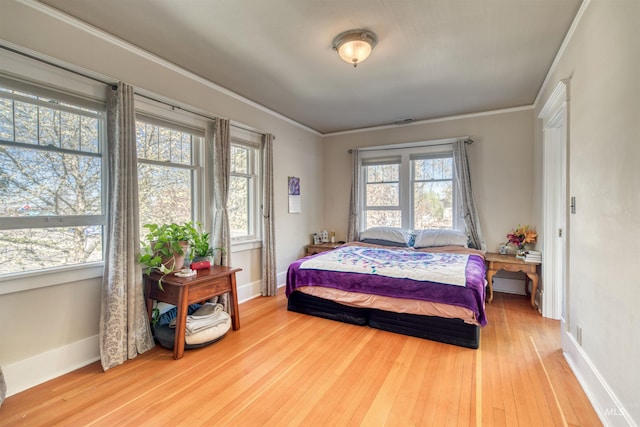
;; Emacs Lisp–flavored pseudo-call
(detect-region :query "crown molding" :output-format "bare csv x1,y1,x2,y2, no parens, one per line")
16,0,321,136
533,0,591,108
324,105,534,137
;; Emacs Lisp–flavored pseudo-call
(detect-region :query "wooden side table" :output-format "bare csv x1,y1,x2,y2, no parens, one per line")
144,265,242,359
305,242,342,256
485,252,541,308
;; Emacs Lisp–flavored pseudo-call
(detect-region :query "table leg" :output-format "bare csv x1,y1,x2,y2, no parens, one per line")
173,287,188,360
229,274,240,330
526,272,539,309
486,268,496,303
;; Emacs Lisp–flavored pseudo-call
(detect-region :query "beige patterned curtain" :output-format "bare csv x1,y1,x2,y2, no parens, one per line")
207,119,232,309
347,149,361,242
453,139,486,251
261,133,277,296
99,83,154,371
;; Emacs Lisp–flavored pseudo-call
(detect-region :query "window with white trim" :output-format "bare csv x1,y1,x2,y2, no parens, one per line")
412,154,454,229
135,115,200,233
363,158,401,229
360,144,458,231
0,80,106,275
229,136,261,242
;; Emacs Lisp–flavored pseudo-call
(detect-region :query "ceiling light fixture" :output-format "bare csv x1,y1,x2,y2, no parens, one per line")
332,29,378,68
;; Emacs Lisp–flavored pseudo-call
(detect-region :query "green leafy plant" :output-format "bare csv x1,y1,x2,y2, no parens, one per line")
184,221,213,258
184,221,228,264
138,223,190,290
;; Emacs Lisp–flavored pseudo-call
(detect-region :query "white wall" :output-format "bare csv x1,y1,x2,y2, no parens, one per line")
0,0,324,396
533,1,639,425
322,108,535,253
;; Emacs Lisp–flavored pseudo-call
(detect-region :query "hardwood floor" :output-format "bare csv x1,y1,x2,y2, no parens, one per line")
0,291,601,426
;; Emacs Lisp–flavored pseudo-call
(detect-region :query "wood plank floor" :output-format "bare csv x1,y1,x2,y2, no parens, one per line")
0,291,601,426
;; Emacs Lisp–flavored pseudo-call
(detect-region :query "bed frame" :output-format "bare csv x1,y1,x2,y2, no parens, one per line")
287,291,480,349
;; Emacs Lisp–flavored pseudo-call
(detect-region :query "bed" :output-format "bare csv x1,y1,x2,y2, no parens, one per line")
286,228,487,349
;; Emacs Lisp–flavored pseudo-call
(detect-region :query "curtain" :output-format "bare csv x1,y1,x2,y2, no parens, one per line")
208,118,232,310
261,133,277,296
347,149,361,242
453,139,486,251
99,83,154,371
0,365,6,407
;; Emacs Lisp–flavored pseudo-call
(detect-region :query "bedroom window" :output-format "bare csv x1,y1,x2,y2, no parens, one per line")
412,155,454,229
229,138,261,242
363,159,401,229
136,117,200,235
0,82,106,275
360,143,458,231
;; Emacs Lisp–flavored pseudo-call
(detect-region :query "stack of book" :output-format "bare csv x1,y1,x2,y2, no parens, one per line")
524,250,542,263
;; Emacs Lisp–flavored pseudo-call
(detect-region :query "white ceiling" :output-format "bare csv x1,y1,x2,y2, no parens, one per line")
39,0,582,134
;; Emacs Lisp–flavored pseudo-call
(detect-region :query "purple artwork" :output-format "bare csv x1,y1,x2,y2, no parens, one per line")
288,176,300,195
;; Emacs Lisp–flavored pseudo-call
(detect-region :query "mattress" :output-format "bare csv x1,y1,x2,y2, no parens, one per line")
287,291,480,349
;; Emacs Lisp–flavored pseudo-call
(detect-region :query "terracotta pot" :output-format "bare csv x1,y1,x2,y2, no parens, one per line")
160,241,189,271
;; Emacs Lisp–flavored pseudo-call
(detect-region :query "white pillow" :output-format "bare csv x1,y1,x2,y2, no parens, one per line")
413,229,468,248
359,227,412,247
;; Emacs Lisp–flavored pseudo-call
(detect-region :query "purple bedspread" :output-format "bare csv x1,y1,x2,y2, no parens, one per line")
286,246,487,326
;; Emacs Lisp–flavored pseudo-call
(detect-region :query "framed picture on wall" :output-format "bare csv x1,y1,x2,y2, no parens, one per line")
288,176,301,213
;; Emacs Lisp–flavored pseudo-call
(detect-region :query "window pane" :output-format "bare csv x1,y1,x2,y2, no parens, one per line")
366,183,399,207
60,111,80,150
14,101,38,144
366,164,398,183
158,127,171,162
0,97,13,140
231,146,248,174
136,121,193,165
414,181,453,229
0,226,103,274
0,146,102,217
365,210,401,229
39,107,60,147
81,116,99,153
229,175,249,237
414,158,453,181
138,163,192,229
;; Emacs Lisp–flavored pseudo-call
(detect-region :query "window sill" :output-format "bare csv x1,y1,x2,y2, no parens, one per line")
231,239,262,253
0,262,104,296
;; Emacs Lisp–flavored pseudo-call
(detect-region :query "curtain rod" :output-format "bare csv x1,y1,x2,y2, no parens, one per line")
2,44,265,138
134,92,265,137
348,138,473,154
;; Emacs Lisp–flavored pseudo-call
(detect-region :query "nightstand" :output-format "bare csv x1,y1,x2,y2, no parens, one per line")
485,252,541,308
305,242,342,256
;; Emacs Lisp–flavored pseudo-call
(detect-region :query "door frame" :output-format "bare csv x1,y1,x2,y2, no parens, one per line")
538,80,569,321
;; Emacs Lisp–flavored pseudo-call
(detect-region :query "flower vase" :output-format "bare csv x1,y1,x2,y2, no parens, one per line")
515,244,529,259
505,243,518,255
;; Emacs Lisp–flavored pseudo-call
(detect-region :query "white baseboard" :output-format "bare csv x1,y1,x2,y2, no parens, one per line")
562,324,636,427
3,334,100,398
236,270,287,303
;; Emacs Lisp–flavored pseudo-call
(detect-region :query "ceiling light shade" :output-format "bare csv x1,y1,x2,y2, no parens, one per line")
332,29,378,67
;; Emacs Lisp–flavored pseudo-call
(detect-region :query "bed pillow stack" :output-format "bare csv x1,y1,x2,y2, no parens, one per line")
359,227,468,248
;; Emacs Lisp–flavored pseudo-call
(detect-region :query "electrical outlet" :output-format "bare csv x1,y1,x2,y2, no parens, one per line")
577,326,583,346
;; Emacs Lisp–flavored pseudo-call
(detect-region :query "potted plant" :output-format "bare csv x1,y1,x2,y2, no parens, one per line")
184,221,227,265
138,222,190,289
184,221,213,263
